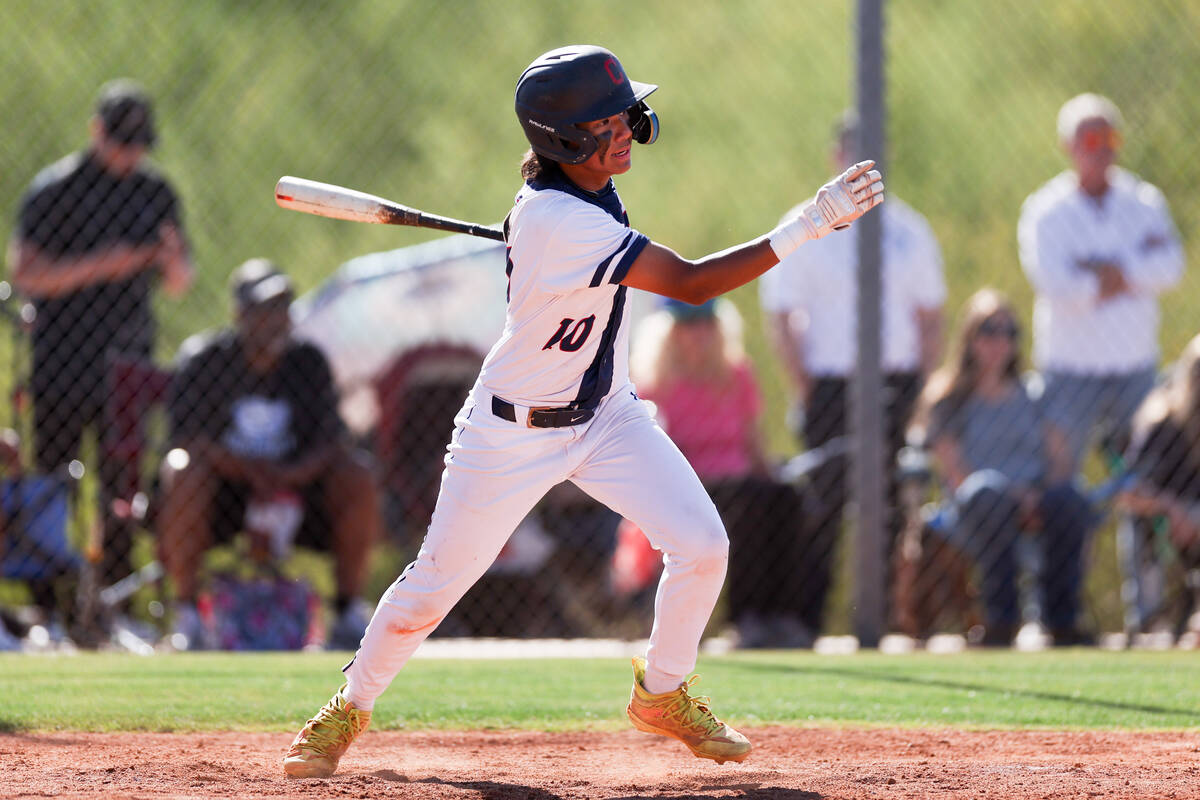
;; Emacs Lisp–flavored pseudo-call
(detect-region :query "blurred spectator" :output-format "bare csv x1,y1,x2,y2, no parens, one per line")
0,426,77,647
158,259,381,650
6,79,194,587
632,298,811,647
1018,93,1183,476
916,289,1093,646
1115,333,1200,641
759,110,946,634
0,425,71,580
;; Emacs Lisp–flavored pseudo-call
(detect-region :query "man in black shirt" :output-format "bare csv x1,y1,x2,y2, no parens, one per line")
158,259,382,650
8,79,194,587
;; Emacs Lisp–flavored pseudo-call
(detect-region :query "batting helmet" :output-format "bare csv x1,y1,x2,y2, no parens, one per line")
515,45,659,165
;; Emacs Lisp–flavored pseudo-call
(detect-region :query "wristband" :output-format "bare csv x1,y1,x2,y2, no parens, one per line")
766,205,820,260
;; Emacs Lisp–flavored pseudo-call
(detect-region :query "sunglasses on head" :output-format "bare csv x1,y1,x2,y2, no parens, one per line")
977,319,1018,339
1078,126,1121,153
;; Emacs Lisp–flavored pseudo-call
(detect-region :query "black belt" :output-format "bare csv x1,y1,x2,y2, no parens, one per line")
491,395,594,428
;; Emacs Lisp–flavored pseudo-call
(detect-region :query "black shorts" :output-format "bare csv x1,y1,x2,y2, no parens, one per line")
211,477,333,552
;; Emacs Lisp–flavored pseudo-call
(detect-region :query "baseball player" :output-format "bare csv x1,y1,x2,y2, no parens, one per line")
284,44,883,777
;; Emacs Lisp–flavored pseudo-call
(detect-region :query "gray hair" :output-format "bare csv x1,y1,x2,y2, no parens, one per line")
1057,93,1124,144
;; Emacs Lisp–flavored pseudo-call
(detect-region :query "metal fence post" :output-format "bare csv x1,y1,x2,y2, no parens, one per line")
853,0,886,647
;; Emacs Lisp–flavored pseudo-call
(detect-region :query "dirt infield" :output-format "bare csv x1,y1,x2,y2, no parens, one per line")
4,727,1197,799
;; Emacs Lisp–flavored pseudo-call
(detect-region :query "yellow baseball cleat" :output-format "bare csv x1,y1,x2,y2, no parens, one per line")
283,684,371,778
626,656,751,764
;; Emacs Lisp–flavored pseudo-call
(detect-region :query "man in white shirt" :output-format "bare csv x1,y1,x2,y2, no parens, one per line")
1018,93,1183,476
1019,93,1184,646
760,112,945,638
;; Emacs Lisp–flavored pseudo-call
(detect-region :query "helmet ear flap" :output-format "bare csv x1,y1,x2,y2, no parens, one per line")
629,101,659,146
558,127,598,165
520,114,598,165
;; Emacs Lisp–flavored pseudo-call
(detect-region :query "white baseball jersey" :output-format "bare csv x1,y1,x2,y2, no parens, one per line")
479,175,649,407
342,174,728,709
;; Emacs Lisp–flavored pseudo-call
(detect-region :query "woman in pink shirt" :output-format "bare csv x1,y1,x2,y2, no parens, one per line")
634,298,812,648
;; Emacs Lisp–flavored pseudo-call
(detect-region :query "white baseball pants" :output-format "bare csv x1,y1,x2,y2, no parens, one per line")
344,383,728,709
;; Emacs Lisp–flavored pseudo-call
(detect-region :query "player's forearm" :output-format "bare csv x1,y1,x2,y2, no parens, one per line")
622,239,778,304
683,240,783,304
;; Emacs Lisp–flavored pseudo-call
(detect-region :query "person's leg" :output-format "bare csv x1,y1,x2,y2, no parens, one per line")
315,445,383,605
756,477,812,646
157,451,225,603
288,391,572,779
1038,482,1093,637
304,445,385,650
157,452,245,650
797,377,848,634
884,372,922,627
1116,514,1163,634
569,391,749,763
1042,371,1101,478
342,400,566,711
955,470,1022,638
1099,368,1158,461
706,478,762,640
570,397,728,692
31,390,83,475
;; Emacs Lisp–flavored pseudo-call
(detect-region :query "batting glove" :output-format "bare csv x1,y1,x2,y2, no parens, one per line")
768,160,885,259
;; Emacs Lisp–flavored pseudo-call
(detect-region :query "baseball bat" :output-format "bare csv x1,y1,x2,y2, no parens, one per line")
274,176,504,242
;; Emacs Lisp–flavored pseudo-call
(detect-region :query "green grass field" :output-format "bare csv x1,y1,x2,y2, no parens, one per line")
2,649,1197,733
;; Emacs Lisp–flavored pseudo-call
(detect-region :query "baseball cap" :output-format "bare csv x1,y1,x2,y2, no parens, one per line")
230,259,295,311
660,297,716,322
95,79,157,147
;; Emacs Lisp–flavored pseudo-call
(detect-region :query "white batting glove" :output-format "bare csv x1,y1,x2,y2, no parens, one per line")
768,160,885,259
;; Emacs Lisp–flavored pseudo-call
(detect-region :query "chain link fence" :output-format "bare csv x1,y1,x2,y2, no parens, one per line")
0,1,1197,652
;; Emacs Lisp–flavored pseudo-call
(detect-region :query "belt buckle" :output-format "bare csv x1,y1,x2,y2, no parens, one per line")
526,406,555,428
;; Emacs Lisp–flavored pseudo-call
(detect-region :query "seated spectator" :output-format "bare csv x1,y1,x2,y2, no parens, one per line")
158,259,382,650
915,288,1093,646
0,426,78,647
632,298,811,648
1115,333,1200,641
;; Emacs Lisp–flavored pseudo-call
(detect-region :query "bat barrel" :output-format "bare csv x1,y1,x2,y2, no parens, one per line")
275,175,504,241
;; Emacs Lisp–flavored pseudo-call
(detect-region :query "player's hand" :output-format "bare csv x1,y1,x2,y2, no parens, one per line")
767,161,884,259
805,160,885,236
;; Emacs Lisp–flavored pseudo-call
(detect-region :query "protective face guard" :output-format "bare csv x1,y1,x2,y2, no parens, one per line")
628,101,659,145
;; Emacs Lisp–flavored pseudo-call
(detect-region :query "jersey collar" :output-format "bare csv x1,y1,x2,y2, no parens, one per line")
528,174,624,224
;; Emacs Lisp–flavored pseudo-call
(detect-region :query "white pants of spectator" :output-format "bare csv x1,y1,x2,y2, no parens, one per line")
343,383,728,709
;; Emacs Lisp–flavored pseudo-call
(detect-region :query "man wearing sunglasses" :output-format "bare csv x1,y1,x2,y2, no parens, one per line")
1018,93,1183,479
1018,94,1184,646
